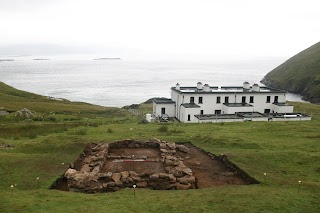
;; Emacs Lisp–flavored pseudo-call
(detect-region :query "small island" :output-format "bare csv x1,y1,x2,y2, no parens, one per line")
93,58,121,60
33,58,50,61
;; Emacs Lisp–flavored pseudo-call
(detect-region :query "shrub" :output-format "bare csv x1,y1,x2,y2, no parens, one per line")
107,128,113,133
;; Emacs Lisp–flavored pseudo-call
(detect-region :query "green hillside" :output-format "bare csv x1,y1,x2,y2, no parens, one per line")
1,82,320,212
261,41,320,103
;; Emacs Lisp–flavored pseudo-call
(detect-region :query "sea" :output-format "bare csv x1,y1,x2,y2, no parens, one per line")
0,55,305,107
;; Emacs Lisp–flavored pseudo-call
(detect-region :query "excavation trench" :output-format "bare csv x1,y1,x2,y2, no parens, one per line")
52,139,259,193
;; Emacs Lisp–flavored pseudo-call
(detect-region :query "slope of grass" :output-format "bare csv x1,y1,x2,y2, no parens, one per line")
261,41,320,103
0,82,320,212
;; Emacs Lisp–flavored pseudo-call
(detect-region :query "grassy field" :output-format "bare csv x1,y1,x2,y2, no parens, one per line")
0,82,319,212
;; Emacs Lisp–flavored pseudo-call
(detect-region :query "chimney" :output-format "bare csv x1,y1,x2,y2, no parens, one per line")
197,82,203,90
252,83,260,92
243,82,250,90
176,83,180,90
203,84,211,92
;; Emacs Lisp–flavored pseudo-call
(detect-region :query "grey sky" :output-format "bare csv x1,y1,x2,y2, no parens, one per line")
0,0,319,59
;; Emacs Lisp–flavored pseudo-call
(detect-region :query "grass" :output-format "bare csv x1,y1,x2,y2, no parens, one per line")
0,81,320,212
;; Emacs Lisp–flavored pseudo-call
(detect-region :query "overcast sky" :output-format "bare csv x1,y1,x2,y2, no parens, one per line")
0,0,319,60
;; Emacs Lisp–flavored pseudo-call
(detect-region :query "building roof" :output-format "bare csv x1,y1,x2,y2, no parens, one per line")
181,103,201,108
171,86,286,94
153,98,175,104
195,114,243,120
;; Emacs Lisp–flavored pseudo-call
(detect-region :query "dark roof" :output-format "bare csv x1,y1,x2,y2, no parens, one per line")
237,112,267,118
171,86,287,94
153,98,175,104
223,103,253,107
195,114,242,120
181,103,201,108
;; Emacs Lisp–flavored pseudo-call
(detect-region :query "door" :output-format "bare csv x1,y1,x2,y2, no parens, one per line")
161,107,166,114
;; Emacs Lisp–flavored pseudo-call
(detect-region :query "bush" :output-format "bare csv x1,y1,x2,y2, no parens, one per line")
107,128,113,133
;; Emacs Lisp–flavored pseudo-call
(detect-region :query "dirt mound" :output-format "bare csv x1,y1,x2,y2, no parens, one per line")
52,139,258,193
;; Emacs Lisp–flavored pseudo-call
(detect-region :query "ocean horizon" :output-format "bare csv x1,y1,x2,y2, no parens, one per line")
0,55,305,107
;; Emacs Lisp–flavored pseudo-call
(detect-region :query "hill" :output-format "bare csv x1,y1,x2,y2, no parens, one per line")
0,82,320,212
261,41,320,103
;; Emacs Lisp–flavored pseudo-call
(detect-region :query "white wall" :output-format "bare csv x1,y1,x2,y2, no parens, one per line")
180,106,200,123
154,103,175,117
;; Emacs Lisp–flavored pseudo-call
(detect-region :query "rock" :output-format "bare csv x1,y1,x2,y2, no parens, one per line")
176,144,189,153
65,168,77,178
160,143,167,149
120,171,130,181
69,163,75,169
129,171,138,177
80,164,91,172
177,175,196,184
132,176,142,182
164,159,179,166
98,172,113,180
92,165,100,173
176,183,191,190
149,173,159,181
136,181,148,188
167,142,176,150
160,148,168,153
112,173,122,185
183,168,193,176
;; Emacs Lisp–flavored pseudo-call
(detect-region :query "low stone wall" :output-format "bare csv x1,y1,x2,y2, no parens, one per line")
63,139,195,193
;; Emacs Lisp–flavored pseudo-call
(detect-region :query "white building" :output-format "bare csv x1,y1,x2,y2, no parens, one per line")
153,82,311,123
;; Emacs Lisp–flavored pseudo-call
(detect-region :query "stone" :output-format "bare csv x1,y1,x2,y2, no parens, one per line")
121,171,129,180
176,183,191,190
132,176,142,182
183,168,193,176
160,143,167,149
98,172,113,179
149,173,159,181
65,168,77,178
166,142,176,150
177,175,196,184
176,144,189,153
112,173,122,184
92,165,100,173
129,171,138,177
136,181,148,188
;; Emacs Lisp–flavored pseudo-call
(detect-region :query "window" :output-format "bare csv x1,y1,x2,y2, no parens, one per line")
266,96,271,103
264,109,270,113
200,110,204,115
161,107,165,114
250,96,254,103
215,110,221,114
188,114,191,121
198,97,203,104
242,96,246,103
224,96,229,103
216,96,221,103
274,96,278,103
190,97,194,103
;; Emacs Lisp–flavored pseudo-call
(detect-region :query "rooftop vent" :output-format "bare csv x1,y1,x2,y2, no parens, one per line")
176,83,180,90
252,83,260,92
243,82,250,90
203,84,211,92
197,82,203,90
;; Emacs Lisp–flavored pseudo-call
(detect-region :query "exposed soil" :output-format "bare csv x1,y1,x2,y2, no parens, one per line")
178,144,246,188
101,147,166,174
